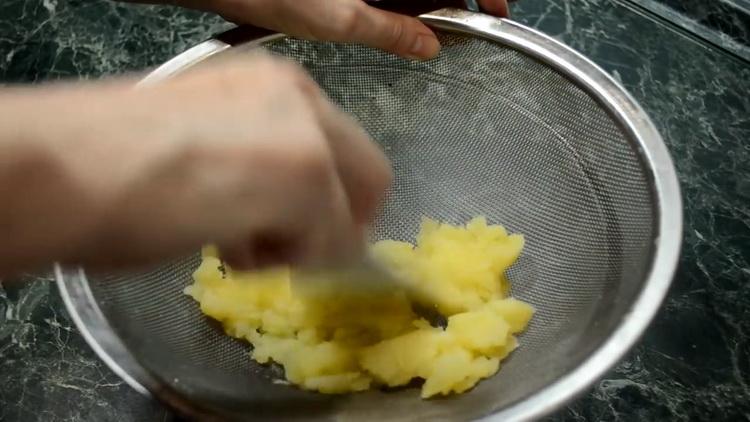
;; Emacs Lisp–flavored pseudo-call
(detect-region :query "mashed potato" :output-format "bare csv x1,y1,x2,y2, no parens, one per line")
185,217,533,398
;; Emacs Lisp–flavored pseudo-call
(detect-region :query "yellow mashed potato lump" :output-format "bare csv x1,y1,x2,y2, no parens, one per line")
185,217,533,398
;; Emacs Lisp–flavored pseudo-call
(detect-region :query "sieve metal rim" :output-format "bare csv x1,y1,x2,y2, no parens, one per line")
55,8,683,422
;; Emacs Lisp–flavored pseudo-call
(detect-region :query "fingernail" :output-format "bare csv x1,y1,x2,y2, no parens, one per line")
410,34,440,59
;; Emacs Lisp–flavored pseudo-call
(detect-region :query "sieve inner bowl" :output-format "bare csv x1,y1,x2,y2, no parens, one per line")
57,14,681,422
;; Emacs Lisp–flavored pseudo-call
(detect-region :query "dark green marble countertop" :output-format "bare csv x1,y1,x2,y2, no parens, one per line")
1,0,749,420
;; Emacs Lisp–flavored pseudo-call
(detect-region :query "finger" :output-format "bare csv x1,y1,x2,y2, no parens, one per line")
302,89,393,226
243,0,441,59
219,179,356,270
251,232,300,268
348,2,441,59
288,0,439,59
321,174,365,264
297,170,364,267
478,0,510,17
219,242,255,271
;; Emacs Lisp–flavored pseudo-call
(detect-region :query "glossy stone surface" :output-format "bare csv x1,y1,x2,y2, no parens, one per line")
1,0,748,421
627,0,750,62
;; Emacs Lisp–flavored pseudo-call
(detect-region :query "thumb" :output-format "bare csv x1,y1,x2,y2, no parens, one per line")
345,2,441,59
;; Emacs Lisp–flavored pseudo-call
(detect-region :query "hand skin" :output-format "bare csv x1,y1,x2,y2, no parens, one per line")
0,54,392,276
0,0,511,277
127,0,510,59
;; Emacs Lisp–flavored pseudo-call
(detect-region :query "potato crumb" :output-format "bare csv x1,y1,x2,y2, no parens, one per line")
186,217,533,398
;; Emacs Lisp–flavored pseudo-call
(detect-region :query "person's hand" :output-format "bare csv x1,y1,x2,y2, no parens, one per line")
0,54,392,274
175,0,510,59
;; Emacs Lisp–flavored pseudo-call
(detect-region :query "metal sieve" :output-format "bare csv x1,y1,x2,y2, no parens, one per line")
56,7,683,422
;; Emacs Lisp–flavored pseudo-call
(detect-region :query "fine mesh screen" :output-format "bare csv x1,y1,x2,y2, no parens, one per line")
87,33,656,420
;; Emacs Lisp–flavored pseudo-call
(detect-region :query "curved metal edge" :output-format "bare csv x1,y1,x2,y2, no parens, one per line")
138,39,231,87
137,31,285,87
54,265,222,420
56,8,684,422
55,265,151,396
418,9,683,422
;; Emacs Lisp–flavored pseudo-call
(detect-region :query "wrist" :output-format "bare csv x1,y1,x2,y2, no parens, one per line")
0,86,101,271
0,82,166,272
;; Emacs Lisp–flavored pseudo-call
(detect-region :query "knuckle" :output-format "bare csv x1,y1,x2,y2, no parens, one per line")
373,158,394,194
353,133,393,195
269,57,302,75
284,135,335,185
197,60,260,94
224,54,292,81
364,153,394,208
222,56,318,100
246,54,278,70
332,3,362,39
247,55,292,79
386,19,409,51
278,65,321,100
263,58,314,89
